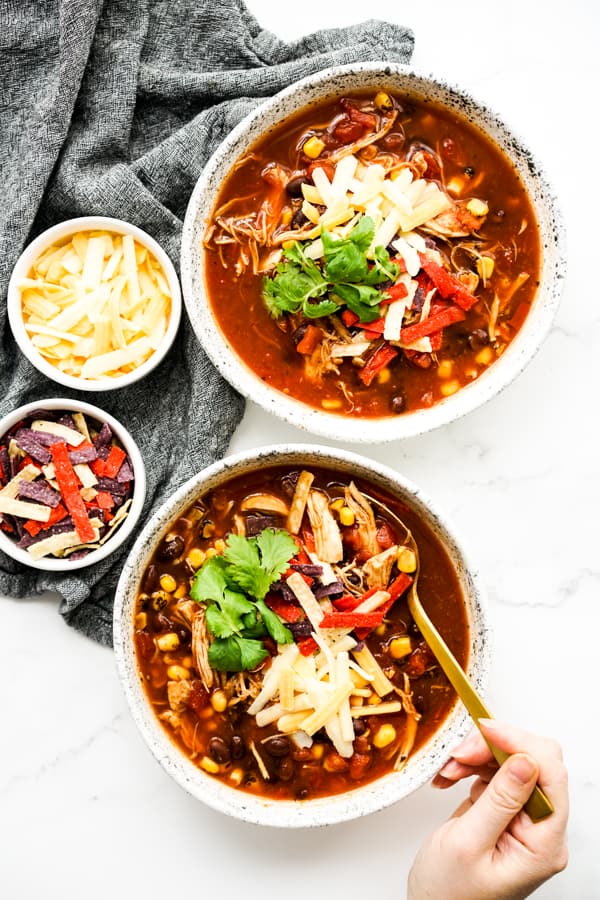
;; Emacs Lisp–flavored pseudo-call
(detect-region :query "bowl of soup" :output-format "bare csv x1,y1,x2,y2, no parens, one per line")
181,62,564,442
114,445,489,826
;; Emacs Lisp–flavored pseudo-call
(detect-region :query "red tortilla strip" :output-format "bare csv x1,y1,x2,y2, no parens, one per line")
400,305,465,345
103,445,126,479
95,491,115,510
50,442,96,542
24,502,68,537
320,611,384,629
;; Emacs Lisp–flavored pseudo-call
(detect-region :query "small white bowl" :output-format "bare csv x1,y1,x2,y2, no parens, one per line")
0,398,146,571
181,62,565,443
114,444,489,828
7,216,182,392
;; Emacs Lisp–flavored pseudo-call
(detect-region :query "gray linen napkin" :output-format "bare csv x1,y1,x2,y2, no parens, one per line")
0,0,414,645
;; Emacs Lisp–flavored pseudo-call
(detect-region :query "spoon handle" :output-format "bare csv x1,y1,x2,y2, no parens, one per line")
409,595,554,822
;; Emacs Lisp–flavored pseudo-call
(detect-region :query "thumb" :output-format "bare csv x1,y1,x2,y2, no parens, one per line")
454,753,539,850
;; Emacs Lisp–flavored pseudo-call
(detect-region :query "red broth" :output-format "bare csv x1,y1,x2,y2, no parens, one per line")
204,91,539,417
134,465,469,801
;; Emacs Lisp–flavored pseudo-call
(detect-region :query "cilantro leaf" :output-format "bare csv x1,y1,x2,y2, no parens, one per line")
189,556,228,604
235,636,270,670
322,230,368,283
256,529,298,581
255,598,293,645
207,635,267,672
348,214,375,252
302,296,340,318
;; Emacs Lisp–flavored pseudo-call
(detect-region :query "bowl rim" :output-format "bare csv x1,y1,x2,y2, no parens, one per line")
0,397,146,571
7,215,182,392
113,442,490,827
181,60,566,443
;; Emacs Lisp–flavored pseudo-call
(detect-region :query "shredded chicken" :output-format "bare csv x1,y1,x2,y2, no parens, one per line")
167,679,193,713
328,110,398,163
423,199,487,238
192,609,214,691
306,490,343,563
159,709,182,729
223,671,263,705
344,482,379,560
172,599,196,628
363,544,399,590
287,470,314,534
303,337,340,383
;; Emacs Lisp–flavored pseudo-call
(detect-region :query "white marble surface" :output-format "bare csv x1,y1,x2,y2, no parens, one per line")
1,2,598,897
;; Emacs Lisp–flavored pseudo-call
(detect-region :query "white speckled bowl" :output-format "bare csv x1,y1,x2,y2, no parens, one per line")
114,445,490,827
181,62,565,443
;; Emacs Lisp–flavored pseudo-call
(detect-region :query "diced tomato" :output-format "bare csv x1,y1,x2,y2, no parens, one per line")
509,300,531,333
376,522,397,549
296,324,323,356
188,680,210,714
333,117,364,143
308,160,334,181
404,349,432,369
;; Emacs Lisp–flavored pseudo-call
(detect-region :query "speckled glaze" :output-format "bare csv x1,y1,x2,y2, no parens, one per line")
180,62,565,443
114,445,490,828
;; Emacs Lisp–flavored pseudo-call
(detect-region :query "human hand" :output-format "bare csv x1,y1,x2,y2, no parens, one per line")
407,720,569,900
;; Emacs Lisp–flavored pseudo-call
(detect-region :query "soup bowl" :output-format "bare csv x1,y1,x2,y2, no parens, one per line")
114,444,490,827
181,62,564,443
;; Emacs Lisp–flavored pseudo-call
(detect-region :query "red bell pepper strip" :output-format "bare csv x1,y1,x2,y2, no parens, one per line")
24,502,68,537
418,254,478,310
50,442,96,542
341,309,359,328
265,594,303,623
297,636,319,656
359,342,398,387
103,445,126,479
296,324,323,356
400,305,465,345
320,611,384,630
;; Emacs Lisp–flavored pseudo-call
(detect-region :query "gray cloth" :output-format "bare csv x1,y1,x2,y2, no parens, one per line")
0,0,414,645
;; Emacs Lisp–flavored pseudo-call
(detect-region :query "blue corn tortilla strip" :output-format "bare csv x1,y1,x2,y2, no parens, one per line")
14,428,52,464
16,517,75,549
116,457,133,482
290,563,323,576
27,428,65,447
0,445,9,483
68,549,91,560
93,423,112,449
270,579,298,604
313,579,344,599
95,476,129,495
69,444,98,464
18,479,60,507
58,413,77,430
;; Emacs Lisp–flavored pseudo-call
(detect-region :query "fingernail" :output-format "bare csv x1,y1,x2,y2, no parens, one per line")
439,759,463,778
453,730,480,757
478,717,497,730
508,755,536,784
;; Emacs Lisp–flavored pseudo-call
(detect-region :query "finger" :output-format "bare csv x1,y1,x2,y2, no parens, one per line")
478,720,569,830
469,777,487,805
451,727,494,767
438,758,497,783
452,753,539,851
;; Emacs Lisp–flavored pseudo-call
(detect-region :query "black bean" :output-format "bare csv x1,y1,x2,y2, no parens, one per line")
175,625,191,645
264,736,290,758
286,175,309,197
142,564,159,593
296,787,310,800
277,758,295,781
391,395,406,414
467,329,489,351
208,737,231,765
246,514,281,536
291,208,308,229
464,166,475,177
157,534,185,561
291,323,308,346
230,735,245,760
353,718,367,737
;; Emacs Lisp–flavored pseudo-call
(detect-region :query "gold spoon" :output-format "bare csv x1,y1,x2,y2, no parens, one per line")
363,492,553,822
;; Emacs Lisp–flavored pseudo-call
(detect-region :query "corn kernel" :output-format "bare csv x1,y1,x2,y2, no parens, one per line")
157,632,180,652
181,655,194,668
475,346,494,366
312,744,325,760
339,507,355,527
167,665,190,681
200,756,220,774
174,584,188,599
374,91,393,111
389,636,412,660
159,574,177,593
321,398,342,410
330,497,345,511
397,546,417,573
441,379,460,397
280,208,293,226
368,694,382,706
437,360,453,379
466,198,489,217
476,255,495,280
390,168,405,181
211,689,228,713
202,522,215,539
373,723,397,748
205,547,217,559
377,368,391,385
214,538,226,554
282,239,296,249
374,623,387,637
229,768,244,786
349,669,368,688
187,548,205,569
303,136,325,159
350,695,364,708
134,612,147,629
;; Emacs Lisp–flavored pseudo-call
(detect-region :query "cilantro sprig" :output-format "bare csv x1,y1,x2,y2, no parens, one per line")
262,216,400,324
190,529,297,672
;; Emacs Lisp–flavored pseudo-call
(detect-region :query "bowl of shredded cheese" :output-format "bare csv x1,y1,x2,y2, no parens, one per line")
7,217,181,390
